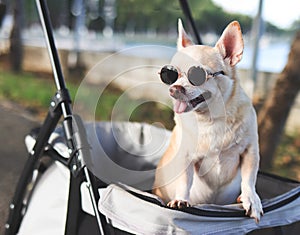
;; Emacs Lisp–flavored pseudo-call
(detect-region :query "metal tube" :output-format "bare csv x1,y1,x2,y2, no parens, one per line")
35,0,65,91
84,166,105,235
179,0,202,45
35,0,73,120
251,0,264,93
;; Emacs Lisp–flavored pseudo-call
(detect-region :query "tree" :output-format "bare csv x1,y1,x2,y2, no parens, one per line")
10,0,23,72
258,31,300,170
0,2,6,27
113,0,253,34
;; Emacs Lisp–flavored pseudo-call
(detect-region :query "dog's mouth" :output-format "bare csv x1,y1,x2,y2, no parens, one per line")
173,91,211,114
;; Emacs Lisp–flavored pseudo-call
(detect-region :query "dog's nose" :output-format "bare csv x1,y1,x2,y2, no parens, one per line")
169,85,186,96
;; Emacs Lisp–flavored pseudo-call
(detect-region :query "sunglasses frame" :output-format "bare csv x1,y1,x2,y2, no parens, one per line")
159,65,224,86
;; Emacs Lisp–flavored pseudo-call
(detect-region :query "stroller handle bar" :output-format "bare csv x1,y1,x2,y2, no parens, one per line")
36,0,66,92
35,0,72,119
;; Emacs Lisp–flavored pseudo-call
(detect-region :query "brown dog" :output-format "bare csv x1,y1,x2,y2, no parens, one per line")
153,20,263,222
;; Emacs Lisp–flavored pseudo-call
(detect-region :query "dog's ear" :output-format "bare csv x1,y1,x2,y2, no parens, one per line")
177,19,194,50
215,21,244,66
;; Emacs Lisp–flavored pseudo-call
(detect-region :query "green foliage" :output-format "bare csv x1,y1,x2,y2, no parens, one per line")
115,0,180,32
0,70,55,108
114,0,253,34
291,19,300,30
20,0,287,35
23,0,73,28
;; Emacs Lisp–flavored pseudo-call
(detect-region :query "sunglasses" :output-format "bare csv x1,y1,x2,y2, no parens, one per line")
159,65,224,86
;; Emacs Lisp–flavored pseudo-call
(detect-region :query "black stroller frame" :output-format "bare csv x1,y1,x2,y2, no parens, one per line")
5,0,104,234
5,0,300,235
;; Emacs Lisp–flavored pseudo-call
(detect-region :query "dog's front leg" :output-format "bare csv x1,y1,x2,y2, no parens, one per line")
239,143,263,222
167,162,194,209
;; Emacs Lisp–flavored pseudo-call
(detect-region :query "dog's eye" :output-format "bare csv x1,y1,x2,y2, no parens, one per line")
187,66,206,86
160,65,178,85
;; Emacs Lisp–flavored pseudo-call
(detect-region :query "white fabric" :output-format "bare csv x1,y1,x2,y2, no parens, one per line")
98,183,300,235
80,182,95,216
18,163,69,235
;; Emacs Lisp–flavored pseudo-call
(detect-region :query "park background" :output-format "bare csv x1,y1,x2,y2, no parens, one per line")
0,0,300,232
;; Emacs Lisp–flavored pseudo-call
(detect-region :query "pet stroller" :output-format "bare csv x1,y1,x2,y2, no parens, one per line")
5,0,300,234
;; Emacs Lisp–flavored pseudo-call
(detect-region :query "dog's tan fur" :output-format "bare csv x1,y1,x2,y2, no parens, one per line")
153,20,263,222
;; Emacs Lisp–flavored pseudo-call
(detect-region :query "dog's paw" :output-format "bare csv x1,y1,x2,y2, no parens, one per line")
167,199,190,209
237,191,263,223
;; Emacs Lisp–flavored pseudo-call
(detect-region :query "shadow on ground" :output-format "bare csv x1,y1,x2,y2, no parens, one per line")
0,101,39,234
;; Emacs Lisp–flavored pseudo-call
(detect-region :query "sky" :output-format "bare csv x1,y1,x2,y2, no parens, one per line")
212,0,300,29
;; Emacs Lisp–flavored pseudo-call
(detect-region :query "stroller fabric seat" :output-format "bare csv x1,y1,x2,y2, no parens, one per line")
20,122,300,235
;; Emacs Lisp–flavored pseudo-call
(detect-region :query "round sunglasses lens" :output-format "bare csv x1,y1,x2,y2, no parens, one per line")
187,66,206,86
160,65,178,85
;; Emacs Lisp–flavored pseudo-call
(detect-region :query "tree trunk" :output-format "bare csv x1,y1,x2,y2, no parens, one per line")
9,0,23,72
258,31,300,170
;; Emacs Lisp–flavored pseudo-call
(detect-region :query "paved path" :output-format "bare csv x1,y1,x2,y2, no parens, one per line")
0,101,39,233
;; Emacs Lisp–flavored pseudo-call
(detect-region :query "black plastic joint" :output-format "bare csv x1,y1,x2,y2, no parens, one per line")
49,88,71,112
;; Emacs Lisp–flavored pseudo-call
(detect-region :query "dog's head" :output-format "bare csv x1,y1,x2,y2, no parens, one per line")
159,19,244,114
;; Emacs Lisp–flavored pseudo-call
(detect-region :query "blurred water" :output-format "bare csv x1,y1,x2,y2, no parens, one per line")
239,41,290,73
18,27,292,74
122,41,291,73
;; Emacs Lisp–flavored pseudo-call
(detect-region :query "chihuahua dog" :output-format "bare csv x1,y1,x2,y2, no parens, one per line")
153,20,263,222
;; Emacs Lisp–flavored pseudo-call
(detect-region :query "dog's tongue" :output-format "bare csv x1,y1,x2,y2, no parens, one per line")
174,100,187,114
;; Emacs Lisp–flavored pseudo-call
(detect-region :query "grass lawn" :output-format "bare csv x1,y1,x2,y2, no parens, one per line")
0,70,56,112
0,68,175,128
0,68,299,180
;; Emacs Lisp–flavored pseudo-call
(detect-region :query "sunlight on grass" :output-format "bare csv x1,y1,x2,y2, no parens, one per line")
0,70,55,108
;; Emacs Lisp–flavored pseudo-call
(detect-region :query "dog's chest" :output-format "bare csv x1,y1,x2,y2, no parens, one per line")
182,119,246,183
182,119,246,159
